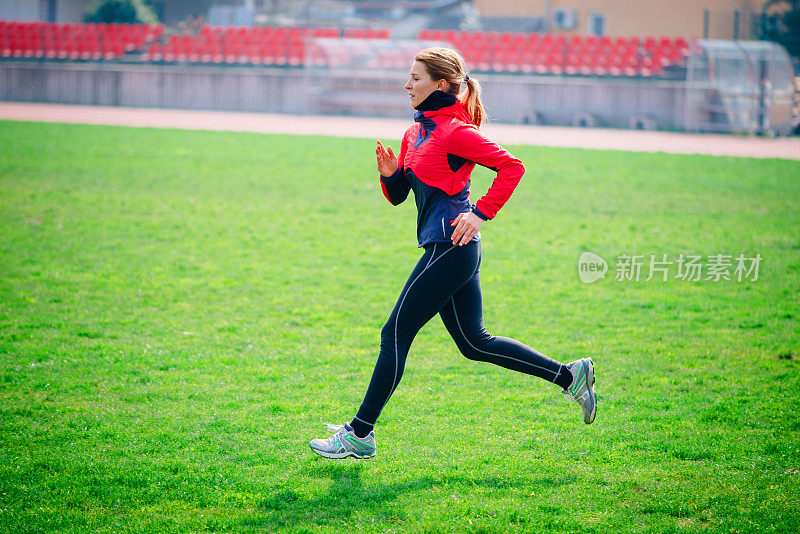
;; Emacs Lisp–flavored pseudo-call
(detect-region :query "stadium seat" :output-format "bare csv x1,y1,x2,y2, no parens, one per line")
343,28,391,39
591,55,608,76
288,42,304,65
312,27,336,38
141,42,160,61
640,62,665,77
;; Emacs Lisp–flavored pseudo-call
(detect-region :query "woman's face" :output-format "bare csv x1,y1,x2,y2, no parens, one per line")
405,60,447,108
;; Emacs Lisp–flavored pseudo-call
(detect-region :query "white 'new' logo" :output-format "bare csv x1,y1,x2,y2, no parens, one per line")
578,252,608,283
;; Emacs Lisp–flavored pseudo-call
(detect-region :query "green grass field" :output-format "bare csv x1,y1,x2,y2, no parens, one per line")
1,120,798,533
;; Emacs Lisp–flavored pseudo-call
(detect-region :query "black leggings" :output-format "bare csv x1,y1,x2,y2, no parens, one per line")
353,241,567,429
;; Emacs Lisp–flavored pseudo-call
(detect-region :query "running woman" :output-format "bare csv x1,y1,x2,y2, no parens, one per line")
310,47,596,460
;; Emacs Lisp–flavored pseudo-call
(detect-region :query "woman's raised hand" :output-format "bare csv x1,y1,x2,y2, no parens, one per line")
376,140,398,178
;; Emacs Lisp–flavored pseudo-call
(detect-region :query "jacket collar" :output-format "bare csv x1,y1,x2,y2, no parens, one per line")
414,90,456,113
413,90,471,124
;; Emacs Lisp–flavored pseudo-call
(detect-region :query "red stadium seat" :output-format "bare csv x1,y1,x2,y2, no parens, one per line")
563,53,579,74
577,54,595,75
640,61,665,77
592,55,609,76
141,42,160,61
288,42,304,65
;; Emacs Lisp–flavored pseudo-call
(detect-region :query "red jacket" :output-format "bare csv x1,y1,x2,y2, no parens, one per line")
380,90,525,247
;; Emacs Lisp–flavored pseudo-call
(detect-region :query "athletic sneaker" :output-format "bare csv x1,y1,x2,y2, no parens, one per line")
562,358,597,424
309,423,376,459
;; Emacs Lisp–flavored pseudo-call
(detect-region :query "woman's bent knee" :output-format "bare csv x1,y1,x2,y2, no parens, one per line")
454,331,494,362
457,342,488,362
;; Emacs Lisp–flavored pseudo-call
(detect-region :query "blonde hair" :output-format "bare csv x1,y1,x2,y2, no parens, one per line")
414,47,487,129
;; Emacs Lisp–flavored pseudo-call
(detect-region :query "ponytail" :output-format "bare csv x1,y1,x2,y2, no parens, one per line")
459,76,487,129
415,47,488,129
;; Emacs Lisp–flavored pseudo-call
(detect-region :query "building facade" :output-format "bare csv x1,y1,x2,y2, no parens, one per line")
472,0,769,39
0,0,87,22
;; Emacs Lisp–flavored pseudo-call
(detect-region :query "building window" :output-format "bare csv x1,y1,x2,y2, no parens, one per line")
588,12,605,35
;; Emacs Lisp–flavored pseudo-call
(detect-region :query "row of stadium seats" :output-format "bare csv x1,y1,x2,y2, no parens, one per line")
0,19,688,76
0,20,164,60
196,24,389,42
0,20,389,63
143,26,332,65
141,25,389,65
420,29,688,52
418,29,690,76
143,27,688,75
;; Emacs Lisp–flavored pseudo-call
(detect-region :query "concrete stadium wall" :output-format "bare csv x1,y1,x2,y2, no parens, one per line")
0,61,686,129
480,74,686,130
0,62,309,113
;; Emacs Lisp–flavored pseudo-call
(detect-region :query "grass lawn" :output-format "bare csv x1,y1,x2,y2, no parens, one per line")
0,120,798,533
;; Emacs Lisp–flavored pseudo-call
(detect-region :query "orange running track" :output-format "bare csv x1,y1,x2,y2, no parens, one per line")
1,102,798,161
